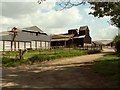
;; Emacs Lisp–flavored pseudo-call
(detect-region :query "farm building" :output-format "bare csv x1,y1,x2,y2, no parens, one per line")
0,26,50,51
51,26,91,48
92,40,114,47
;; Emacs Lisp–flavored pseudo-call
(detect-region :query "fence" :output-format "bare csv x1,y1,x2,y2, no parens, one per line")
51,45,102,50
79,45,102,50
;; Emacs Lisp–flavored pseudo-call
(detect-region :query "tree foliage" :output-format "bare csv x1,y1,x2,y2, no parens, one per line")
114,35,120,54
89,2,120,28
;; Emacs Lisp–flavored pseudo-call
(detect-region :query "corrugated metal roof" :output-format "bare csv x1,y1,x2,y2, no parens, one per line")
51,38,70,41
0,26,50,41
22,26,44,33
79,26,88,31
73,35,85,39
0,31,11,36
93,40,113,45
52,34,74,39
0,30,50,41
0,34,12,41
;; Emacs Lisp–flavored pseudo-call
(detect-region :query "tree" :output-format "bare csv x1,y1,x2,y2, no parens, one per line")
89,2,120,29
114,35,120,54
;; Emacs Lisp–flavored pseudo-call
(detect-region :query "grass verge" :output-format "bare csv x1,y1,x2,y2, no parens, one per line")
92,55,120,81
1,49,101,67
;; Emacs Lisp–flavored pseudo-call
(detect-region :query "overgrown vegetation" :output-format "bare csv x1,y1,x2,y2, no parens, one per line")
1,49,101,67
92,55,120,81
114,35,120,54
87,50,101,54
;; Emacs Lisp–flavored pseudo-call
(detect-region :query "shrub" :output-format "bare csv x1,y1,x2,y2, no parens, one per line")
87,50,101,54
28,50,89,63
1,57,24,67
114,35,120,54
2,57,15,64
28,54,57,63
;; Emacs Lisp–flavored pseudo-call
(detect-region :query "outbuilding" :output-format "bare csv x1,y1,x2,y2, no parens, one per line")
0,26,50,51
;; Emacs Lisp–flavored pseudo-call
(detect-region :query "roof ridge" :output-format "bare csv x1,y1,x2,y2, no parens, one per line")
22,26,44,33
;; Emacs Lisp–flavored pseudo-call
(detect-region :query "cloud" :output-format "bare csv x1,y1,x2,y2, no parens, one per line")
84,8,94,14
92,26,118,40
2,2,39,18
29,6,83,33
1,1,117,41
34,7,82,28
84,7,110,19
1,2,83,33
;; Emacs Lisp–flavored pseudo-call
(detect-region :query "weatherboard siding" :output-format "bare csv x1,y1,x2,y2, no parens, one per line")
0,41,3,51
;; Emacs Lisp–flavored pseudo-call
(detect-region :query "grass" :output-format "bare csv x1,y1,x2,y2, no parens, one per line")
92,55,120,81
1,49,101,67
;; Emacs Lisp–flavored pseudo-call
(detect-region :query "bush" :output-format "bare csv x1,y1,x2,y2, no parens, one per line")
2,49,102,66
28,50,88,63
1,57,24,67
87,50,101,54
2,57,15,64
114,35,120,54
28,54,57,63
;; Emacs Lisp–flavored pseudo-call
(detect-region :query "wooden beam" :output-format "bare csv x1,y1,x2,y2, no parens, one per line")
11,41,12,51
48,42,49,49
24,42,26,50
49,41,51,49
64,41,66,48
40,41,42,48
45,41,46,49
30,42,32,49
14,41,16,51
35,41,37,49
3,41,5,51
18,41,20,50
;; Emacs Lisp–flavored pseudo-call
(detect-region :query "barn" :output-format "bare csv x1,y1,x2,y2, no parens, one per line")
51,26,92,48
92,40,113,47
0,26,50,51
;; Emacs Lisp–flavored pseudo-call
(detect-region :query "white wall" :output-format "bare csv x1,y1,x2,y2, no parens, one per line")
5,41,11,51
37,41,40,49
0,41,3,51
42,42,45,49
19,42,24,50
16,42,18,51
26,42,30,49
31,41,36,49
0,41,50,51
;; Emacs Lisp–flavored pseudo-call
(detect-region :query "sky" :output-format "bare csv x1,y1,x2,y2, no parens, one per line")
0,0,119,41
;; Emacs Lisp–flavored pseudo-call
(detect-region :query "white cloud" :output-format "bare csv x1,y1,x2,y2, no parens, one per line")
99,16,110,20
92,25,118,40
1,4,83,33
84,8,110,20
1,1,117,41
29,7,83,33
84,8,94,14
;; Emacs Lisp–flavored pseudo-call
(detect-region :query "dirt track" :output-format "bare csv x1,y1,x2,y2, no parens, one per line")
1,48,118,89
